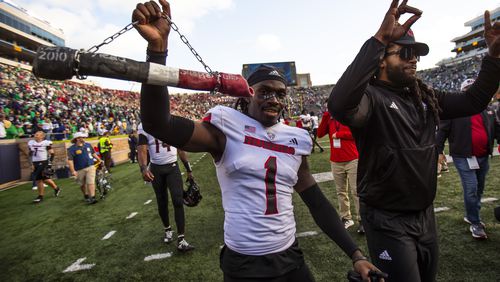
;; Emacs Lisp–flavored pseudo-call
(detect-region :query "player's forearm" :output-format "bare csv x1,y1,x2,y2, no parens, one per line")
137,145,148,172
140,50,194,148
299,183,359,258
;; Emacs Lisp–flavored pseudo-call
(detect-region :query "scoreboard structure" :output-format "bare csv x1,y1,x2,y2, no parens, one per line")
242,61,297,86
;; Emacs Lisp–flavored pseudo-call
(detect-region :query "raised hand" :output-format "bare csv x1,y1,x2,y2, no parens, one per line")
374,0,422,45
132,0,171,52
484,10,500,58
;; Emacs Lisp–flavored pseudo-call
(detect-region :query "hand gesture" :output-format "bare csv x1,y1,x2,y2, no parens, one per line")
374,0,422,45
353,260,386,282
484,10,500,58
142,169,155,182
132,0,171,52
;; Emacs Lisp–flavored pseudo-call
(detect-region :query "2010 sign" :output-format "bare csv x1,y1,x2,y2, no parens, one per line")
38,48,69,62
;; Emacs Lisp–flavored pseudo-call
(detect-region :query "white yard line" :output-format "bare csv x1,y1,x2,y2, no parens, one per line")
144,253,172,261
434,207,450,213
296,231,319,238
126,212,138,219
144,199,152,205
62,257,95,273
102,231,116,240
481,197,498,203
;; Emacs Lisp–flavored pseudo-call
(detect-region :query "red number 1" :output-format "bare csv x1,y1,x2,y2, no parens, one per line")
264,156,278,215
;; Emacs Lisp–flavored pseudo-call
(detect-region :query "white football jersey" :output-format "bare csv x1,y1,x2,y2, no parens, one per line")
137,123,177,165
28,139,52,162
205,106,312,256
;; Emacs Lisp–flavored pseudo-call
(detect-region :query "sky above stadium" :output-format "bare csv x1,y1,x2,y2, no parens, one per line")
12,0,500,93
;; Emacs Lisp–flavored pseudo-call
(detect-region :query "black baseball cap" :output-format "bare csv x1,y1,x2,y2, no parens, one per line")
392,29,429,56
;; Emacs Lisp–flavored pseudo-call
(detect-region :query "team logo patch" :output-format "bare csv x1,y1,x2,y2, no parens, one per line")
244,125,256,133
266,132,275,140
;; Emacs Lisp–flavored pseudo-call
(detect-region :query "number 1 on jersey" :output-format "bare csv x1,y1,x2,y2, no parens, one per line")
264,156,278,215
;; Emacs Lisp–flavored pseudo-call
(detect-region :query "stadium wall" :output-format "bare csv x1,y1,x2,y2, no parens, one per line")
0,137,131,188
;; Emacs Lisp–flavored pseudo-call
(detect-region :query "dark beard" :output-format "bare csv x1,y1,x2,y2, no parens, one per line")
386,64,415,87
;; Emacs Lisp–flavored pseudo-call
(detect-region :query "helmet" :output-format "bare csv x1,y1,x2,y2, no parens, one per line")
183,178,202,207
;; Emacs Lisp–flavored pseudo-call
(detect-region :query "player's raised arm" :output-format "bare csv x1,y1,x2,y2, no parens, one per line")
328,0,421,127
134,0,225,159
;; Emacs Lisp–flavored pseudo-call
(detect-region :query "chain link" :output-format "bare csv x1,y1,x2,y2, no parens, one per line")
82,14,221,93
84,14,218,77
86,21,137,54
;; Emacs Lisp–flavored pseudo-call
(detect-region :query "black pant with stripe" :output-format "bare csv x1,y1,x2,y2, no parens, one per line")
360,202,439,282
150,162,185,234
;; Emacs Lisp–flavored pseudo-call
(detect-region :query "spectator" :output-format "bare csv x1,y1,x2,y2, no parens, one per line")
317,108,361,233
99,130,113,172
67,132,101,204
436,79,500,240
0,113,7,139
128,130,138,163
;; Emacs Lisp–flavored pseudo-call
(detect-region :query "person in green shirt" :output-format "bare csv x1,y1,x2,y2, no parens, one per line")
13,122,25,138
5,121,19,139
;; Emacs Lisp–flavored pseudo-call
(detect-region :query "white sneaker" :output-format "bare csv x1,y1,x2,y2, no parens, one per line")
164,230,174,243
342,219,355,229
32,186,38,190
177,238,195,252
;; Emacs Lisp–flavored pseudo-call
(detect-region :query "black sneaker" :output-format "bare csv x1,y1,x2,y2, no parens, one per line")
33,195,43,204
177,238,195,252
470,224,487,240
54,188,62,197
88,197,98,205
357,224,365,235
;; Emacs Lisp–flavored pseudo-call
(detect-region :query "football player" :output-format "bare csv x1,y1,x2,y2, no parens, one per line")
132,1,381,280
28,131,61,203
137,123,195,252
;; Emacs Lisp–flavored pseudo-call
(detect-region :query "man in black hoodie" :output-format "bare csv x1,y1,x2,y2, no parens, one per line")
328,0,500,281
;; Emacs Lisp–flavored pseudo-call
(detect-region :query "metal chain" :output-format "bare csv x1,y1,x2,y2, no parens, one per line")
162,14,215,75
87,21,137,54
84,14,218,77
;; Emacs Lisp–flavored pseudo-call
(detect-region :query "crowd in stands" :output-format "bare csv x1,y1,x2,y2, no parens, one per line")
0,54,489,140
417,54,484,92
0,63,140,140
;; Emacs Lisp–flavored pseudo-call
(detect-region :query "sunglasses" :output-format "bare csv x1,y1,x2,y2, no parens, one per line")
385,46,420,62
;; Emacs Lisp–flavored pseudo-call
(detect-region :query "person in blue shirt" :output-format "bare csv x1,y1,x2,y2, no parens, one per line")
67,132,101,204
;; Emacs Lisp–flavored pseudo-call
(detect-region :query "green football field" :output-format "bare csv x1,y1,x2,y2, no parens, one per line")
1,139,499,281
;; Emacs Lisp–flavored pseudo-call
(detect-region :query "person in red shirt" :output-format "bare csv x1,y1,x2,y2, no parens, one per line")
318,109,363,233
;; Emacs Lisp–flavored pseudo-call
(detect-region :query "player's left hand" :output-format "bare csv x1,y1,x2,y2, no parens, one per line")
484,10,500,58
186,172,193,180
132,0,171,52
354,260,386,282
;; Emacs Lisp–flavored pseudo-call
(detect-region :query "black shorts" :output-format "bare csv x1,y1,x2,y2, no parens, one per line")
220,239,314,281
33,161,50,181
